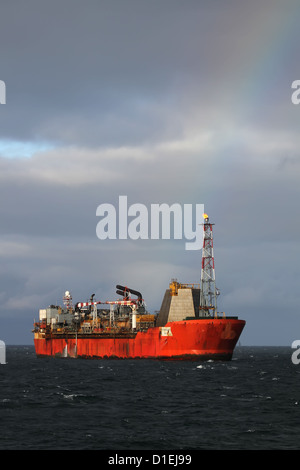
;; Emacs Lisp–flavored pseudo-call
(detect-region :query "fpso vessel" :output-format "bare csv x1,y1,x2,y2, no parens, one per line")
33,215,245,360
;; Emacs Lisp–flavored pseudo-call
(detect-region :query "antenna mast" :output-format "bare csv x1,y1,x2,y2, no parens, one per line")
199,214,219,316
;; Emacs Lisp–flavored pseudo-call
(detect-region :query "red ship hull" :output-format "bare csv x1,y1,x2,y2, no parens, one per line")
34,318,245,360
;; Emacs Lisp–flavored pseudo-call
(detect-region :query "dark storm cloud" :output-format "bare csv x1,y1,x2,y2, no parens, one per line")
0,0,204,145
0,0,296,146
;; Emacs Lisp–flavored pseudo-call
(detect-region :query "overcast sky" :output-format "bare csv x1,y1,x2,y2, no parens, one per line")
0,0,299,345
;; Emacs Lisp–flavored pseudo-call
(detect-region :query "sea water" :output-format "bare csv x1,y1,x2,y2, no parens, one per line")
0,346,299,450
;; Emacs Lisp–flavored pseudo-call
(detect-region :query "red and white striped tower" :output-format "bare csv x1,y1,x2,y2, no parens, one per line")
63,290,73,310
199,214,219,317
